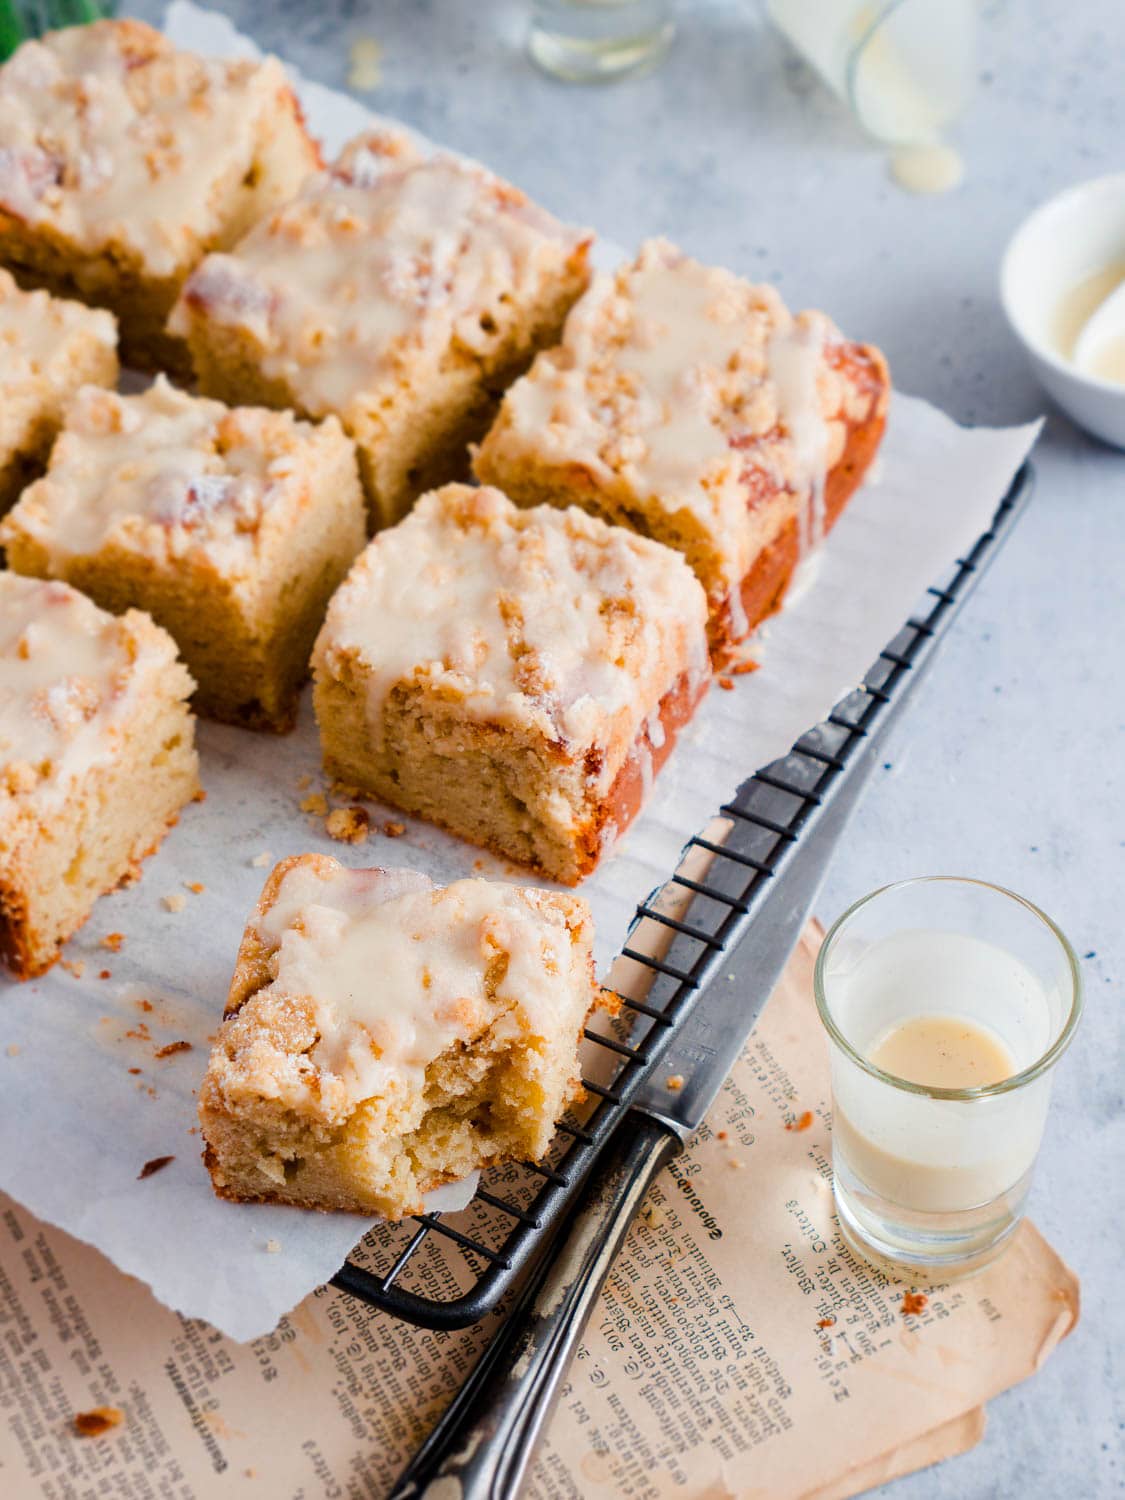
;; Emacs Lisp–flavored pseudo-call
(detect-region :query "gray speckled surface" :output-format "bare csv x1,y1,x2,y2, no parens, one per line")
134,2,1123,1493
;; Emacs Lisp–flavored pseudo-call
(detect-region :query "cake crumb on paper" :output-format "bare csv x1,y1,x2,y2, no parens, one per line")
101,932,125,951
296,773,312,791
901,1291,928,1317
251,851,272,868
138,1155,174,1180
74,1407,122,1437
6,1044,19,1057
326,806,370,844
300,792,328,816
60,958,84,978
265,1239,282,1255
162,893,186,913
384,820,406,838
786,1110,814,1132
184,881,205,895
99,969,111,980
665,1074,684,1092
718,676,735,691
154,1040,192,1059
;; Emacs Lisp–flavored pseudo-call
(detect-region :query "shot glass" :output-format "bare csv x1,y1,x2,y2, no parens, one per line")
528,0,674,84
815,877,1082,1277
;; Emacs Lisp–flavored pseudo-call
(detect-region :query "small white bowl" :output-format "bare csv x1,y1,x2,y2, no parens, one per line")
1000,174,1125,447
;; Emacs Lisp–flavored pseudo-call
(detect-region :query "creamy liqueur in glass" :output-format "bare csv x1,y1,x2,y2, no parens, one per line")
815,879,1082,1276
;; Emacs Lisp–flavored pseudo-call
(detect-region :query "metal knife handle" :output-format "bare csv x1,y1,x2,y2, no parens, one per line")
404,1115,678,1500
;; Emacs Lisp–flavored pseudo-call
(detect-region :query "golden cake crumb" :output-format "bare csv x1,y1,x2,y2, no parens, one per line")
101,932,125,951
155,1040,192,1059
251,851,272,867
300,792,329,816
162,893,187,913
60,959,85,978
296,773,312,791
74,1407,122,1438
184,882,206,894
325,806,370,844
383,821,407,838
6,1043,19,1057
265,1239,282,1254
665,1074,684,1092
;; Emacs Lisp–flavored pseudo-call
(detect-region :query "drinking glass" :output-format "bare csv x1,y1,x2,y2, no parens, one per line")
528,0,674,84
766,0,977,145
815,877,1082,1277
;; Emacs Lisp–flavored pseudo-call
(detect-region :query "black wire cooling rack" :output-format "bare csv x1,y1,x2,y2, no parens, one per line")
329,463,1033,1332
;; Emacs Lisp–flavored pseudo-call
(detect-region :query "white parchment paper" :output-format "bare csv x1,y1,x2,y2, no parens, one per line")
0,2,1040,1341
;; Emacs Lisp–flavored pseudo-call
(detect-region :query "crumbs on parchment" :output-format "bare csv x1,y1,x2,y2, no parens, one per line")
717,676,734,691
251,851,272,868
154,1041,192,1059
325,806,369,845
384,820,406,838
785,1111,814,1132
265,1239,281,1255
74,1407,122,1437
162,893,186,913
299,792,328,817
101,932,124,952
665,1074,684,1092
138,1156,174,1180
59,958,84,978
901,1291,928,1317
184,881,205,895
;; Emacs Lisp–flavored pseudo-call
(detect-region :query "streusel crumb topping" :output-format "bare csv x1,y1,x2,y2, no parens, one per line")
0,574,148,798
0,267,115,386
314,483,708,764
2,377,342,573
215,857,585,1119
0,20,302,275
172,131,590,418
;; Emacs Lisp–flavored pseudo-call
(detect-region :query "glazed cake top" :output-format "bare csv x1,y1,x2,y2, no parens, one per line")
314,483,709,773
171,130,590,419
1,377,352,576
217,855,591,1119
0,20,305,276
481,238,873,598
0,573,174,802
0,268,116,391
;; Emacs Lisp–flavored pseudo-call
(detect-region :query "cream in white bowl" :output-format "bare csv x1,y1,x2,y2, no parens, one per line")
1000,173,1125,447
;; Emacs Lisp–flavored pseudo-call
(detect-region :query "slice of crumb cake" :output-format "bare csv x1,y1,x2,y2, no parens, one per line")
474,237,889,661
311,482,711,884
0,19,319,371
170,130,592,528
0,574,199,978
199,854,606,1219
1,378,366,731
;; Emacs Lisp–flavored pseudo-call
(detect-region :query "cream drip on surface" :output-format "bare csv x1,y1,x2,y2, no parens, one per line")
0,23,298,276
2,377,328,570
172,132,589,419
252,861,581,1106
314,484,709,772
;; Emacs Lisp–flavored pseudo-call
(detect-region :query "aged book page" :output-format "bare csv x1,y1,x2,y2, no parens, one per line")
0,928,1077,1499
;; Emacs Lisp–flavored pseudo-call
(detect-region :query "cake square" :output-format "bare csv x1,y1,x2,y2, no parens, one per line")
1,378,367,732
0,19,320,372
474,238,890,661
0,268,117,514
199,855,604,1218
169,130,592,529
312,483,710,884
0,573,199,978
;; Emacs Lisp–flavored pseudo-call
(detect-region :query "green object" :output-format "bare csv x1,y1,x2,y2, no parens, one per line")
0,0,115,59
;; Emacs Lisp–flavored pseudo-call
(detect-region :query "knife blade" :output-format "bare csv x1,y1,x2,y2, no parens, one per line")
631,726,885,1141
